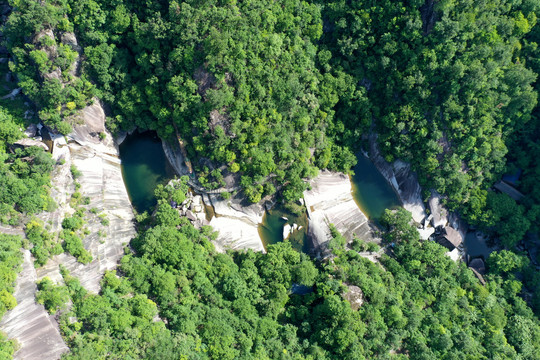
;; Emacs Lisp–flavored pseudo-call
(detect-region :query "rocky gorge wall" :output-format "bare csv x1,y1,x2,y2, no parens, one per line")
368,134,427,223
0,100,137,360
0,18,136,356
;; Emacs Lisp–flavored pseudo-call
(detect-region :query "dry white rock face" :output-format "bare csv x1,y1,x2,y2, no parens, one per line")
0,251,68,360
13,138,49,151
304,171,379,257
204,192,266,253
1,100,136,360
36,99,136,292
283,224,292,240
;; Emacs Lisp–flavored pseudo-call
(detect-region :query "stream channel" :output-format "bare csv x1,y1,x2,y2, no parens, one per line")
118,136,440,254
258,154,400,252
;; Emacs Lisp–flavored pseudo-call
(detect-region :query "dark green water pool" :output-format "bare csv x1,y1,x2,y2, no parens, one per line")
464,232,493,259
351,154,400,220
258,206,309,253
119,132,174,213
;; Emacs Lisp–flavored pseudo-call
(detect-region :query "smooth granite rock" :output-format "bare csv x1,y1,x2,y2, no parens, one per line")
304,171,379,257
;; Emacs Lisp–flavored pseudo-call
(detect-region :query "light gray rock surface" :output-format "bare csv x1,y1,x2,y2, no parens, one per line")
283,224,292,240
205,193,266,253
36,101,136,292
13,138,49,151
343,284,364,311
428,190,448,228
162,140,192,177
1,101,136,360
369,134,426,223
0,250,68,360
304,171,379,256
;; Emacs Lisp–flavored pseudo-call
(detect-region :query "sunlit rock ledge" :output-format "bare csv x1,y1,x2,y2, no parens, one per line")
0,250,68,360
36,100,136,293
304,170,380,257
203,192,266,253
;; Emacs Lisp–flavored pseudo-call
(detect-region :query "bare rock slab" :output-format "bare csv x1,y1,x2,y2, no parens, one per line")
205,193,265,253
0,250,68,360
304,171,379,255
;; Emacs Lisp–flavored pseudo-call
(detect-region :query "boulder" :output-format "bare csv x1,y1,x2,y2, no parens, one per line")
24,123,38,138
283,224,292,240
343,284,364,311
186,210,197,222
14,138,49,151
60,32,81,52
428,190,448,228
1,87,21,100
42,67,62,81
192,195,202,206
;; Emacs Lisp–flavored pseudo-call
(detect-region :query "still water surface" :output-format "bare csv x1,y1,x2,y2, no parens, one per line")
351,154,400,221
119,132,174,213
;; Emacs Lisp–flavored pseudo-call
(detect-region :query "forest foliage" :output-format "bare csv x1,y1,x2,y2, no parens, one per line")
0,234,24,359
2,0,540,358
38,188,540,359
0,107,55,225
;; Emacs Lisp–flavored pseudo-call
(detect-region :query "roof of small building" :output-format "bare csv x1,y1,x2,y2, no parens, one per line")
494,181,525,202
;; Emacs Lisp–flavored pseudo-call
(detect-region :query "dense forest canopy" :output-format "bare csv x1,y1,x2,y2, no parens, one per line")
62,0,361,202
1,0,540,359
3,0,540,223
29,186,540,359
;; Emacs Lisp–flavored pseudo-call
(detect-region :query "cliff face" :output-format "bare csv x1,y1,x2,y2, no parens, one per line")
0,251,68,360
36,100,136,292
0,13,136,357
1,100,137,360
162,140,267,253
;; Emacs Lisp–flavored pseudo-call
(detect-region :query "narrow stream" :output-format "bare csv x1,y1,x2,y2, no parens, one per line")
119,132,174,213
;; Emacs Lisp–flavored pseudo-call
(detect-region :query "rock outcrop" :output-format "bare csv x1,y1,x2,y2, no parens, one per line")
304,171,379,257
162,139,192,177
428,190,448,228
203,193,266,253
283,224,292,240
1,101,136,360
0,250,68,360
36,100,136,292
369,135,426,223
13,138,49,151
343,284,364,311
367,134,468,257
